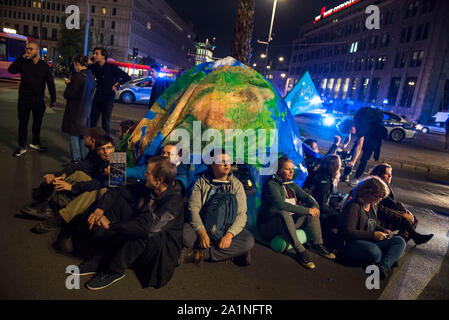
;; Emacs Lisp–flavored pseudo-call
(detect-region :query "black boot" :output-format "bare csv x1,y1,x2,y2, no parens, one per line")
412,232,434,245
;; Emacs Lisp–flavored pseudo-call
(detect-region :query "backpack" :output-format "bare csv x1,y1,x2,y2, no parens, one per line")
201,186,238,242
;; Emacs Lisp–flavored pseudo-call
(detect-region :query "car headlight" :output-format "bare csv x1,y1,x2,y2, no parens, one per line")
323,116,335,126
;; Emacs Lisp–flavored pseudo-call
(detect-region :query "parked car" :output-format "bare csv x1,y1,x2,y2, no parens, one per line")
115,77,175,104
115,77,153,104
330,110,416,142
416,112,448,135
416,121,446,135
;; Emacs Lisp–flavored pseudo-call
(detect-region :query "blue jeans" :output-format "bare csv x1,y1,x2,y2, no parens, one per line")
69,135,89,161
345,235,406,271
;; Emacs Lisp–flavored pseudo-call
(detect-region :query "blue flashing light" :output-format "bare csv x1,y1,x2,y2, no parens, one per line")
383,99,389,104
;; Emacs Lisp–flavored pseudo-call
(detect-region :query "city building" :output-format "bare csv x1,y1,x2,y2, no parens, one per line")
287,0,449,123
194,38,216,65
0,0,196,71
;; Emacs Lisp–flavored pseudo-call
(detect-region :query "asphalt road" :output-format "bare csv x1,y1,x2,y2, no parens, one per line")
0,79,448,301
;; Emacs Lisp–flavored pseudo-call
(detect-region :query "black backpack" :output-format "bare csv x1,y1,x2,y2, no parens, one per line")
201,186,238,242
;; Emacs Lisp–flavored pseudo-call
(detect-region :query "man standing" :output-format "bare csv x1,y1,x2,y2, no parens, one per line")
148,64,170,110
8,41,56,157
89,48,131,134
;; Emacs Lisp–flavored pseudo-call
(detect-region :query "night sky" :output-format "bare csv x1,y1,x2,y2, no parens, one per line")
165,0,344,64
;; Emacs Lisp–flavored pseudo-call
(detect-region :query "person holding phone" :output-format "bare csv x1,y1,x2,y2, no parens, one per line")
340,176,406,279
8,41,56,157
88,48,131,134
62,55,96,163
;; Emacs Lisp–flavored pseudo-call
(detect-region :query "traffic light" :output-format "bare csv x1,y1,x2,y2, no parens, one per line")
132,48,138,59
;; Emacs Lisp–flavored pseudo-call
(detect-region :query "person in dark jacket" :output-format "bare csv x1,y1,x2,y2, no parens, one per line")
370,163,433,245
8,41,56,157
303,136,340,175
148,64,170,109
341,176,406,279
77,156,185,290
258,156,335,270
303,154,342,228
88,48,131,134
62,55,96,162
24,135,115,233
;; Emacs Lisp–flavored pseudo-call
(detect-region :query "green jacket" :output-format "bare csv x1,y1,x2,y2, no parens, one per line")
257,174,319,225
188,171,247,237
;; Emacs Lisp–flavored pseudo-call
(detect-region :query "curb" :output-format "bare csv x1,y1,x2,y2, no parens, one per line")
371,158,449,176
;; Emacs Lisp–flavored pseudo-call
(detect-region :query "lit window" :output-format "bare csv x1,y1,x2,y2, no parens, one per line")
147,22,151,29
32,1,36,7
102,7,106,15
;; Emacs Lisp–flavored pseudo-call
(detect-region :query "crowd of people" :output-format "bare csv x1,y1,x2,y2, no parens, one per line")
11,44,434,291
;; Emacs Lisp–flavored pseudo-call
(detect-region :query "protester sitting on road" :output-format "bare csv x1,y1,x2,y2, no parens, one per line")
115,120,136,168
77,156,185,290
181,149,254,266
257,156,336,270
370,163,433,245
22,135,115,234
303,154,342,228
127,142,189,190
62,55,96,163
303,136,340,174
340,176,406,279
20,127,106,220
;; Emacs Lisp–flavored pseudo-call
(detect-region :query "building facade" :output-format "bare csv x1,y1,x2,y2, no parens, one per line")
287,0,449,123
0,0,196,71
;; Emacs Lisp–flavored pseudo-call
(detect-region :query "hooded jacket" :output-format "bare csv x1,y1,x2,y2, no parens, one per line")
188,170,247,237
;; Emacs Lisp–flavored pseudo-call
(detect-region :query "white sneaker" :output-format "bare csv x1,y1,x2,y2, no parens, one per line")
29,144,48,152
13,147,27,157
349,179,358,187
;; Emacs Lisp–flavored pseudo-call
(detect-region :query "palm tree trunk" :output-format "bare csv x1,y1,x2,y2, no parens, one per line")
232,0,255,65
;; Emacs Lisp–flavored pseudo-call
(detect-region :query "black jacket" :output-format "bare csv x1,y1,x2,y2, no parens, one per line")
341,198,387,242
89,62,131,98
8,57,56,101
303,171,336,217
148,77,170,109
62,69,96,136
56,152,108,195
98,181,186,288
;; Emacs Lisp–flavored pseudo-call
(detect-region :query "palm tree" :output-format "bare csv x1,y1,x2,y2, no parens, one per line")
231,0,255,65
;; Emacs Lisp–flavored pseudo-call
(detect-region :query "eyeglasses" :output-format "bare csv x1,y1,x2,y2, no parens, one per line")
97,145,114,153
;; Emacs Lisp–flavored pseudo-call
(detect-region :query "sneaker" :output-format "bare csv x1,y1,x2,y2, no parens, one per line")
296,250,316,269
349,178,358,187
412,233,434,245
307,243,336,260
29,144,48,153
13,147,27,157
86,272,125,290
71,260,101,276
341,175,350,183
31,215,63,234
20,202,53,220
233,250,252,267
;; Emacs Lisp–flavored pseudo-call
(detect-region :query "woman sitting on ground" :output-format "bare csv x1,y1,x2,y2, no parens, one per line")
257,156,336,270
303,154,342,228
341,176,406,279
370,163,433,245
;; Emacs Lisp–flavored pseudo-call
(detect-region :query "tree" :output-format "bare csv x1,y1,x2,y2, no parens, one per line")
56,21,89,63
231,0,255,65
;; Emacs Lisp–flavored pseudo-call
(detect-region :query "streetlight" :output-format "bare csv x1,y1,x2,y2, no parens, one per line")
278,56,284,62
84,0,90,55
260,53,267,59
263,0,279,76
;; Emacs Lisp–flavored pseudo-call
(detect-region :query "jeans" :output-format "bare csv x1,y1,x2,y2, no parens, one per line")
355,141,377,179
182,223,255,262
345,235,406,271
18,96,46,147
258,210,324,253
69,135,89,161
90,95,114,134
